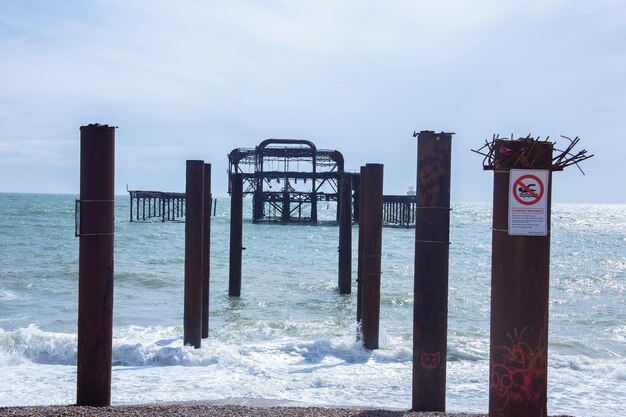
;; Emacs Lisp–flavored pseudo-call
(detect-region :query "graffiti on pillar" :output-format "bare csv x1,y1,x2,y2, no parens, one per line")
420,350,442,369
490,328,546,411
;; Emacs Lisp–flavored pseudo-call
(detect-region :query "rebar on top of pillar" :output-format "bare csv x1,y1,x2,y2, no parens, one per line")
76,123,116,407
184,160,204,348
412,130,453,412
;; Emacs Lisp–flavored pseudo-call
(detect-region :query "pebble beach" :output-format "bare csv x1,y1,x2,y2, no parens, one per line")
0,402,577,417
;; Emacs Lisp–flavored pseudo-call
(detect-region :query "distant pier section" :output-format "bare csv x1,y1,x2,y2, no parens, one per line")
228,138,345,224
382,195,416,228
128,190,186,222
128,136,417,226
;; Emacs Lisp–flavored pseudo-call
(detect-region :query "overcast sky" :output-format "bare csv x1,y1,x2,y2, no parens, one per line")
0,0,624,203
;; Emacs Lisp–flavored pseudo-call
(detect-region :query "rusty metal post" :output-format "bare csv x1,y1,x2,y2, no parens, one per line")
356,168,366,324
282,190,290,223
488,140,553,417
229,173,244,296
76,123,115,407
184,160,204,348
360,163,383,350
412,131,453,412
352,173,361,222
202,163,212,339
338,173,352,294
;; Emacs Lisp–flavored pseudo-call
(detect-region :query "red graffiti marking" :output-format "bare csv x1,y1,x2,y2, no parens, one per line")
490,337,546,409
420,351,441,369
490,364,545,404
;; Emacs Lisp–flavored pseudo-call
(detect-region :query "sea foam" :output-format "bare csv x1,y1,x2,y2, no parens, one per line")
0,325,76,365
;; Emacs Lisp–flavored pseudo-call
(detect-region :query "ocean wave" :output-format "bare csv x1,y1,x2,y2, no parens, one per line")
549,353,626,379
109,325,223,366
0,324,218,367
280,333,412,366
607,323,626,342
0,289,18,301
114,271,176,289
447,340,489,362
609,365,626,381
0,324,76,365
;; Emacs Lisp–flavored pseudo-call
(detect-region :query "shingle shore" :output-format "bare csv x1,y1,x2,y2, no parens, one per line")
0,402,576,417
0,404,479,417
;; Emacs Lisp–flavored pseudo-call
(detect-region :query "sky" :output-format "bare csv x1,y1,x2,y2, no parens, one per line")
0,0,624,203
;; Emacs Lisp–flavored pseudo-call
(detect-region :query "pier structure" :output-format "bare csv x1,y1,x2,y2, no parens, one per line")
128,190,186,222
227,139,345,224
382,195,417,228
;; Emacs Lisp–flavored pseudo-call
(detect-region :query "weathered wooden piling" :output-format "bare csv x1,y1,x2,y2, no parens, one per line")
359,163,384,350
488,140,552,417
202,163,212,339
229,173,244,296
338,173,352,294
76,123,115,407
412,130,453,412
184,160,204,348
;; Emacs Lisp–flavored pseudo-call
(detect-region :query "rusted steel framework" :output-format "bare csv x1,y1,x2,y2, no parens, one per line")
128,190,186,222
227,139,345,223
472,134,593,172
382,195,417,228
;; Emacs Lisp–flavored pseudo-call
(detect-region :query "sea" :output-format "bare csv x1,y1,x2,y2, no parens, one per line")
0,193,624,416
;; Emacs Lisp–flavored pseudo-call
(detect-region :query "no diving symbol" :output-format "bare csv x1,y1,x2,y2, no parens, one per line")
513,174,544,205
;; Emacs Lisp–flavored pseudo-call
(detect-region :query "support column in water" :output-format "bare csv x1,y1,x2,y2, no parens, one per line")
412,130,453,412
360,163,383,350
77,123,116,407
488,140,553,417
338,173,353,295
202,163,212,339
229,173,244,296
184,160,204,348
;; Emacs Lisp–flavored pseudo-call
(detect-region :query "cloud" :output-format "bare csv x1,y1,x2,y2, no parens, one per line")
0,0,624,201
117,144,191,165
0,139,77,168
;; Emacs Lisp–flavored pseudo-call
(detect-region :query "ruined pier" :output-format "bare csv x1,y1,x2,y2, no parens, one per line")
128,190,186,222
228,139,344,224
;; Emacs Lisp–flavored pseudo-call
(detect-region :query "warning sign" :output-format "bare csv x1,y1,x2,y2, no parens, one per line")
508,169,549,236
